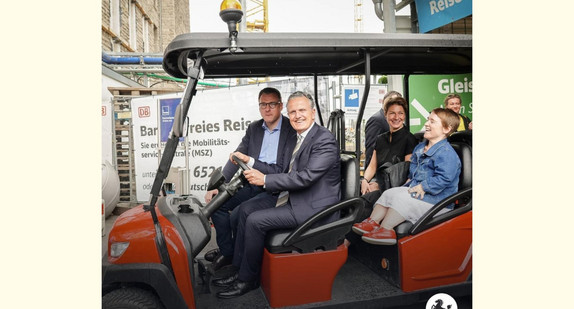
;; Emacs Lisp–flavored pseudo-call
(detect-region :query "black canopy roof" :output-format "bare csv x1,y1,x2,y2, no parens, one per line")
162,32,472,79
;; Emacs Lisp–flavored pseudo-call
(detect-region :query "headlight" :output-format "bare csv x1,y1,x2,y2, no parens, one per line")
110,242,130,258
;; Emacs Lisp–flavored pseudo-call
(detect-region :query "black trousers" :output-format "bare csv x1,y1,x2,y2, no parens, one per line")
232,193,298,282
210,184,264,258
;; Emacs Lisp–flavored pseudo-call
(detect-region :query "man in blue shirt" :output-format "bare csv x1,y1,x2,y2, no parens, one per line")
214,91,341,299
203,87,296,270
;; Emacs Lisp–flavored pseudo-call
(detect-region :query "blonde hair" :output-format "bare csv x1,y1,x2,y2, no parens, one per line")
444,93,462,105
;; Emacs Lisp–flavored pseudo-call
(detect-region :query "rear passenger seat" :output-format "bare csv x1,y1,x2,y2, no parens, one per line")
395,131,472,237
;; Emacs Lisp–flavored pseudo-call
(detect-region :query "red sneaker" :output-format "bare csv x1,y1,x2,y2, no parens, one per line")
352,218,380,235
361,227,397,245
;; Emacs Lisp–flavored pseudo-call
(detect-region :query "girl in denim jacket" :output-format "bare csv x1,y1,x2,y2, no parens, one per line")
352,108,461,245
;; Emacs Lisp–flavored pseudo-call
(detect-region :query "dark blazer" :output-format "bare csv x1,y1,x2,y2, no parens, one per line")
264,124,341,224
222,115,296,182
364,109,389,170
459,114,472,131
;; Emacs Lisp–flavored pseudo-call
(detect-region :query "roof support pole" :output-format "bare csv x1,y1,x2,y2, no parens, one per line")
314,75,324,127
355,50,371,160
372,0,403,96
372,0,396,33
382,0,397,33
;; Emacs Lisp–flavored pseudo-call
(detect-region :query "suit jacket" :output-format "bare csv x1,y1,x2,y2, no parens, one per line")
264,124,341,224
459,114,472,131
222,115,296,182
364,109,389,170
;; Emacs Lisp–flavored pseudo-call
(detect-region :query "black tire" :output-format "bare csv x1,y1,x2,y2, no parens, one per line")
103,287,165,309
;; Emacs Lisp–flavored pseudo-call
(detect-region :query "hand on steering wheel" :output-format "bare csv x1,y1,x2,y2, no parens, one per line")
231,154,251,185
231,154,250,171
204,189,218,203
243,169,265,186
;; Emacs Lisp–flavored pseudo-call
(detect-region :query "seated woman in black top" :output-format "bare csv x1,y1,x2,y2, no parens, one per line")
361,97,418,207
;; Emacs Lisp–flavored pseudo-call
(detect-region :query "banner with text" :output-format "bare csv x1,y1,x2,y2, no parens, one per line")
342,84,388,152
131,85,264,202
408,73,472,133
415,0,472,33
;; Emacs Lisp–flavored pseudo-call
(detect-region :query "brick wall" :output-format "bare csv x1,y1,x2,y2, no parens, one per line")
120,0,130,46
174,0,190,42
101,0,189,53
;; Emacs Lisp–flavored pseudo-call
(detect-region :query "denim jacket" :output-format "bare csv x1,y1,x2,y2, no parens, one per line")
405,138,461,205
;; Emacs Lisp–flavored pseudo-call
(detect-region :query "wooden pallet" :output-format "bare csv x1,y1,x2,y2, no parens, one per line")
109,87,181,207
108,87,181,97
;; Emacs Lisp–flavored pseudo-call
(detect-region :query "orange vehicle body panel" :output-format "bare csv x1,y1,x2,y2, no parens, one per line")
107,206,161,264
156,208,197,309
260,245,348,308
107,205,197,309
398,211,472,292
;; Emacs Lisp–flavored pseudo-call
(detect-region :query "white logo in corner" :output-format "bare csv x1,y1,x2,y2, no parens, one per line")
426,293,458,309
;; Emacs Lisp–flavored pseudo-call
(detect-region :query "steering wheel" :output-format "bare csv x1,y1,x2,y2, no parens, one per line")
232,155,251,171
231,155,251,185
203,155,251,216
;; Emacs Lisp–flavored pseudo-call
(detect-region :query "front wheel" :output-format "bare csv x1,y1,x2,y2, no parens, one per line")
103,287,165,309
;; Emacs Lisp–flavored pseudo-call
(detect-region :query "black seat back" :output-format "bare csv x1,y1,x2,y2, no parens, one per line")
264,154,364,253
340,153,360,200
448,130,472,147
395,138,472,237
408,138,472,235
327,109,346,151
450,141,472,190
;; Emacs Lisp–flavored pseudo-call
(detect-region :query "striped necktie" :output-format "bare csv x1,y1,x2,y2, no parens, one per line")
276,135,303,206
288,135,303,172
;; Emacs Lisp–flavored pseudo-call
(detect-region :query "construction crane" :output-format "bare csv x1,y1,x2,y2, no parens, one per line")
355,0,363,33
237,0,269,84
239,0,268,32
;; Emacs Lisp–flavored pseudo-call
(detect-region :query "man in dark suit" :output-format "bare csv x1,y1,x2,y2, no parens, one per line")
364,90,402,170
203,87,296,270
214,91,341,299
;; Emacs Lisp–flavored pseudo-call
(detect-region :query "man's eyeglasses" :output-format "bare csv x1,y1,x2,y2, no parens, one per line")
259,102,281,109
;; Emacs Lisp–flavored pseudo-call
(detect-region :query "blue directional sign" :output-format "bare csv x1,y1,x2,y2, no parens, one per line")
345,88,360,107
415,0,472,33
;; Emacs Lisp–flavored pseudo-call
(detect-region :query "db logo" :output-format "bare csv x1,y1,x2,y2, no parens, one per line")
138,106,151,118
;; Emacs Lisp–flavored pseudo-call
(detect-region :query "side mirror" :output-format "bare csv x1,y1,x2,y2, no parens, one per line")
207,167,226,191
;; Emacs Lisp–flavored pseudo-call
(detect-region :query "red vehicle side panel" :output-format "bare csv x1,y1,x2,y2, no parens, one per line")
107,205,196,309
261,245,348,307
107,206,161,264
398,211,472,292
157,210,197,309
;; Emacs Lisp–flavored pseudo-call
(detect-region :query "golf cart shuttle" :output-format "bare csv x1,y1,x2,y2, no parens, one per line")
102,8,472,308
